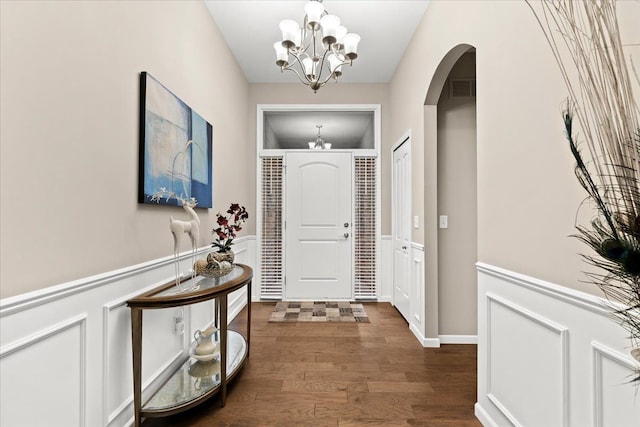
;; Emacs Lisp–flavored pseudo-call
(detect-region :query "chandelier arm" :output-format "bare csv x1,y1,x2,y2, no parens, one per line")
296,20,308,56
281,65,312,87
316,48,335,86
311,30,319,67
286,52,317,85
281,52,313,86
336,57,353,67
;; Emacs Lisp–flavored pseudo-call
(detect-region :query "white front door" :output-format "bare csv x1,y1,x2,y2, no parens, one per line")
285,152,353,300
392,137,411,321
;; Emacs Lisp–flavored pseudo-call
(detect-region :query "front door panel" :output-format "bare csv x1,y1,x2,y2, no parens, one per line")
285,152,353,300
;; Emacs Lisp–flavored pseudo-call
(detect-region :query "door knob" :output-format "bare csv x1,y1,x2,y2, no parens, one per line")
402,245,407,250
344,233,350,238
344,222,349,228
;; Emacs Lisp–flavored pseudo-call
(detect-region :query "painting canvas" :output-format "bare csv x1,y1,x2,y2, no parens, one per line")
138,71,213,208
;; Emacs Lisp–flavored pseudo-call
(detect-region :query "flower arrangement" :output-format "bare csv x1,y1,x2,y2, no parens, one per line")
527,0,640,380
211,203,248,252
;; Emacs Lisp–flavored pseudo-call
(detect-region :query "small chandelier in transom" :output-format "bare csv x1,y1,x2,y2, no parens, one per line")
274,0,361,93
308,125,331,150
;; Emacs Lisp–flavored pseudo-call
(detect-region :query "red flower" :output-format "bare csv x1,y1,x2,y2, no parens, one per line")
211,203,249,252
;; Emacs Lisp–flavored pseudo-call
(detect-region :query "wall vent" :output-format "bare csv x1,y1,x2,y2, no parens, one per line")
450,78,476,98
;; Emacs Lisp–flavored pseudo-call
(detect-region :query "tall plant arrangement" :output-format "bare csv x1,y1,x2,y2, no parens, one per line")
526,0,640,380
212,203,248,252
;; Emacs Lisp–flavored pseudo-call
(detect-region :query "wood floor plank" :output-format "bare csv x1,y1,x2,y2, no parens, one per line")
248,361,338,371
315,401,415,419
141,302,481,427
338,418,418,427
305,370,406,382
367,381,435,393
255,391,348,404
347,391,434,406
237,368,305,380
281,379,369,393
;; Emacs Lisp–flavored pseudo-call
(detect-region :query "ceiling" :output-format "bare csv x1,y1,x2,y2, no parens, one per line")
204,0,431,84
204,1,429,148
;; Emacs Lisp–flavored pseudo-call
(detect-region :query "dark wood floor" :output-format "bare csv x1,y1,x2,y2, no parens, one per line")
143,302,481,426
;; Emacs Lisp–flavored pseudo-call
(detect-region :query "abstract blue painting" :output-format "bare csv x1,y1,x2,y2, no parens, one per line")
138,72,213,208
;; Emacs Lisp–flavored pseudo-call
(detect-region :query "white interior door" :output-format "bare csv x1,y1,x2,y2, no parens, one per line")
285,152,353,300
392,138,411,321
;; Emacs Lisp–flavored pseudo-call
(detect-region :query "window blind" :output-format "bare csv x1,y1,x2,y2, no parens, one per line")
354,157,377,299
260,157,284,299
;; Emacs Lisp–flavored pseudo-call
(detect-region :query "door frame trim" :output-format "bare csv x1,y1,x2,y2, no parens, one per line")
256,104,381,300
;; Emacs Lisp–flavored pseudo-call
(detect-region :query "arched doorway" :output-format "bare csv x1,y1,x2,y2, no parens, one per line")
423,44,478,343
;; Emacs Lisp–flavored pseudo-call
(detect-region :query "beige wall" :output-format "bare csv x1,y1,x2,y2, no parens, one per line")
3,0,637,306
437,53,477,335
248,83,391,233
0,0,250,298
390,0,640,303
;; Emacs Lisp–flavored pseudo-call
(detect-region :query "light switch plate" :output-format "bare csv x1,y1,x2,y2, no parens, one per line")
414,216,419,229
439,215,448,229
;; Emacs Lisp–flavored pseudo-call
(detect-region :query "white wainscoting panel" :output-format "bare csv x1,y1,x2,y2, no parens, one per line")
486,294,568,427
1,314,87,427
592,341,640,427
382,237,437,347
409,243,429,346
0,237,256,427
476,263,640,427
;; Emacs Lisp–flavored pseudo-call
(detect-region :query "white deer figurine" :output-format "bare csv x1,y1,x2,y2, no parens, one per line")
170,197,200,287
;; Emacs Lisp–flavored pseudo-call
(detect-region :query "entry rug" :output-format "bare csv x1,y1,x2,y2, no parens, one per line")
268,301,370,323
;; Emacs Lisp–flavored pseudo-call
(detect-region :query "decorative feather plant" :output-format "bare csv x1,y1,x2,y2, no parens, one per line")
526,0,640,381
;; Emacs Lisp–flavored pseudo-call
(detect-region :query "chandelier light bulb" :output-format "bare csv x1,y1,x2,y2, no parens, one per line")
279,19,300,49
343,33,361,60
274,42,289,67
304,1,325,30
327,53,344,77
302,57,316,79
320,14,340,45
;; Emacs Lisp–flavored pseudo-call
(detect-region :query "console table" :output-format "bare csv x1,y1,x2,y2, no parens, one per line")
127,264,252,427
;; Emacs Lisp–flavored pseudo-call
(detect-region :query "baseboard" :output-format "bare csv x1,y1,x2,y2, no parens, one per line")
475,402,498,427
438,334,478,344
410,322,440,347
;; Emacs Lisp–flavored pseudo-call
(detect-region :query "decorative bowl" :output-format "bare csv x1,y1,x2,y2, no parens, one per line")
189,347,220,362
188,359,221,378
196,265,233,278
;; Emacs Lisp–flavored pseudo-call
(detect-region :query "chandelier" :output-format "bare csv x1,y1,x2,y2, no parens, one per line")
308,125,331,150
273,0,360,93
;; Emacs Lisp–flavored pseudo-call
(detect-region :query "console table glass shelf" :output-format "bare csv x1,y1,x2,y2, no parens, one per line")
127,264,252,427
